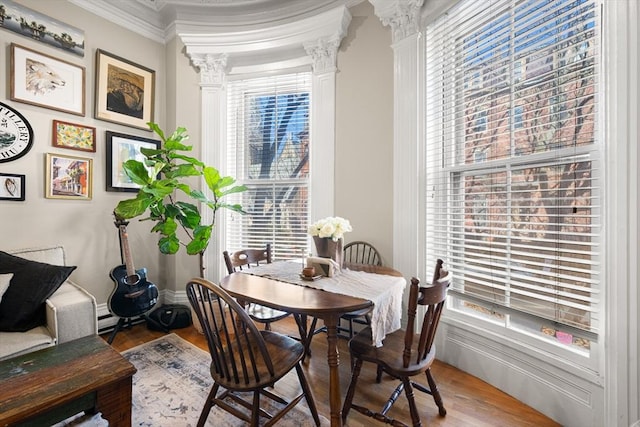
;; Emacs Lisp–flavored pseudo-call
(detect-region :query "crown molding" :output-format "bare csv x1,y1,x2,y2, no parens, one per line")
69,0,364,44
68,0,166,42
180,5,351,74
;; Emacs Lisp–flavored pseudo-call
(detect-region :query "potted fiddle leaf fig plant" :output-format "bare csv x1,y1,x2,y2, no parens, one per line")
113,122,246,277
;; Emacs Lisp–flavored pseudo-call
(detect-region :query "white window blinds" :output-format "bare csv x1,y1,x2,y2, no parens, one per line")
225,73,311,260
424,0,600,337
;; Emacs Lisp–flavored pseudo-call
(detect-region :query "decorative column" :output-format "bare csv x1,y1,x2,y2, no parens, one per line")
185,53,228,282
303,28,348,224
369,0,424,283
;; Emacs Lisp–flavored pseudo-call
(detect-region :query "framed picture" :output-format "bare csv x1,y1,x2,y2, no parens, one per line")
95,49,155,130
106,131,160,192
52,120,96,152
10,43,85,116
0,0,85,57
45,153,92,200
0,173,25,201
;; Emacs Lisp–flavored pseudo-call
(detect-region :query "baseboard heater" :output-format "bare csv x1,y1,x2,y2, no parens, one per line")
97,312,146,335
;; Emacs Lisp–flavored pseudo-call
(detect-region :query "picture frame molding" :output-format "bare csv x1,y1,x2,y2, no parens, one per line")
10,43,86,116
0,173,26,201
106,131,160,192
52,119,96,152
95,49,155,131
45,153,93,200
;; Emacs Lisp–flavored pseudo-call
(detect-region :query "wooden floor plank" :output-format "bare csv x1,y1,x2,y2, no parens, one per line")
104,317,561,427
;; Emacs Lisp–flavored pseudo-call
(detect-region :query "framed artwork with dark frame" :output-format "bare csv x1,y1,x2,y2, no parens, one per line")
0,173,26,201
45,153,92,200
106,131,160,192
52,120,96,152
95,49,155,130
10,43,86,116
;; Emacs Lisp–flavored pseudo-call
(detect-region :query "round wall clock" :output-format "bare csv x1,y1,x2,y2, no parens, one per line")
0,102,34,163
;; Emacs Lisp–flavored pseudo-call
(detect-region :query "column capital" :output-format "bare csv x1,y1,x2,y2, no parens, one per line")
188,53,228,86
369,0,424,43
303,37,341,74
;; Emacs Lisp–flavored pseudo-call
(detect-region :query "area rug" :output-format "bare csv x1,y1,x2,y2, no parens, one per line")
57,333,329,426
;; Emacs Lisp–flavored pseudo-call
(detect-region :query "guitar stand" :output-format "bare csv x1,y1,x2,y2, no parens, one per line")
107,313,169,345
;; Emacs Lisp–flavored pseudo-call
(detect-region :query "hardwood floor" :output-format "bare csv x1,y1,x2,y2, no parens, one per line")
103,317,561,427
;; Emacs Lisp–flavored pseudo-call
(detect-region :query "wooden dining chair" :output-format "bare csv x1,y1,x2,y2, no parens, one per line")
223,244,292,331
343,240,383,266
341,259,451,427
186,278,321,427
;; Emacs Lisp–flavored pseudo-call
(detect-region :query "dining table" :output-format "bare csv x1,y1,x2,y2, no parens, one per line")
219,260,405,427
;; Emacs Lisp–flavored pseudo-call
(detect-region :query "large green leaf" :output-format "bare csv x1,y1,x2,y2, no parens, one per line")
114,193,154,218
186,225,212,255
122,160,151,186
158,235,180,254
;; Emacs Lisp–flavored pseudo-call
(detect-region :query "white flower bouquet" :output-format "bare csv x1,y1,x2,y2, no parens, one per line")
308,216,352,241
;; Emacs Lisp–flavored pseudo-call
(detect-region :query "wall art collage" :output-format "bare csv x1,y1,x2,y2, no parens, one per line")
0,0,158,202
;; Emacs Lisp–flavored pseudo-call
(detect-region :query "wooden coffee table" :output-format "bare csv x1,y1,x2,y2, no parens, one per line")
0,334,136,426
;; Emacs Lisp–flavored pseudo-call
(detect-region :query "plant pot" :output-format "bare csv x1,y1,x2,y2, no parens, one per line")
313,236,343,269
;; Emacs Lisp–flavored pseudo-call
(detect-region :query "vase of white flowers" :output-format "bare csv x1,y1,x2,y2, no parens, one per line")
308,216,352,268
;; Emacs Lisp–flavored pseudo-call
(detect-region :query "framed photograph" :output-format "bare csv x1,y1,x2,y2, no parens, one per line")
0,173,25,201
45,153,92,200
52,120,96,152
0,0,85,57
106,131,160,192
95,49,155,130
10,43,85,116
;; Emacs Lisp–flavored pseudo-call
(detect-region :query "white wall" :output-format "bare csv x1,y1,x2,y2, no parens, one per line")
0,0,166,306
336,1,394,265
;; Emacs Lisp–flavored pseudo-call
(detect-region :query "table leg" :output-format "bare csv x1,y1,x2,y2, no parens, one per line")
324,315,343,427
96,376,132,427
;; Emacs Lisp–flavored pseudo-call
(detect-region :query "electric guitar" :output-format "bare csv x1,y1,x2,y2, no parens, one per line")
108,214,159,319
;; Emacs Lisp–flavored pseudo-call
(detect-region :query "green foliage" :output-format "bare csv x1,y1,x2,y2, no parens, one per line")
114,122,246,256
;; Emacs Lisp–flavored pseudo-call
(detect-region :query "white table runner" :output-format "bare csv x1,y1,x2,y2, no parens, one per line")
240,260,406,346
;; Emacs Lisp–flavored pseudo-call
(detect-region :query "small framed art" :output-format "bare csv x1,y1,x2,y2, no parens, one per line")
52,120,96,152
0,173,26,201
106,131,160,192
45,153,92,200
10,43,85,116
95,49,155,130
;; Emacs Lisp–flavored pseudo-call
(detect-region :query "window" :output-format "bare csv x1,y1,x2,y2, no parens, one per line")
225,73,311,260
425,0,600,352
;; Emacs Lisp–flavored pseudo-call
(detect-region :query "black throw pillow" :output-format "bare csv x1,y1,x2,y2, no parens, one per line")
0,251,76,332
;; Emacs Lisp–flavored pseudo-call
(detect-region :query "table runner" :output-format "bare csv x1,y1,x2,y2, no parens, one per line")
240,261,406,346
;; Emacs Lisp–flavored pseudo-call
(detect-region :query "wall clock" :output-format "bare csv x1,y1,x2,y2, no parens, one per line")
0,102,34,163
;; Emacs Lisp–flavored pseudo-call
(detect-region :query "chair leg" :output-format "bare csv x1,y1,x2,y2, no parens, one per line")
426,368,447,416
197,383,219,427
295,363,321,426
341,358,363,424
376,364,383,383
402,377,422,427
251,390,260,426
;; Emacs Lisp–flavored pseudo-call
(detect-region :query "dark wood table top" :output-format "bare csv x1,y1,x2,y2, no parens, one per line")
0,334,137,425
220,271,373,318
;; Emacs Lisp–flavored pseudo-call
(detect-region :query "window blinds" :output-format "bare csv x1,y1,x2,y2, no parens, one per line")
424,0,600,336
225,73,312,261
